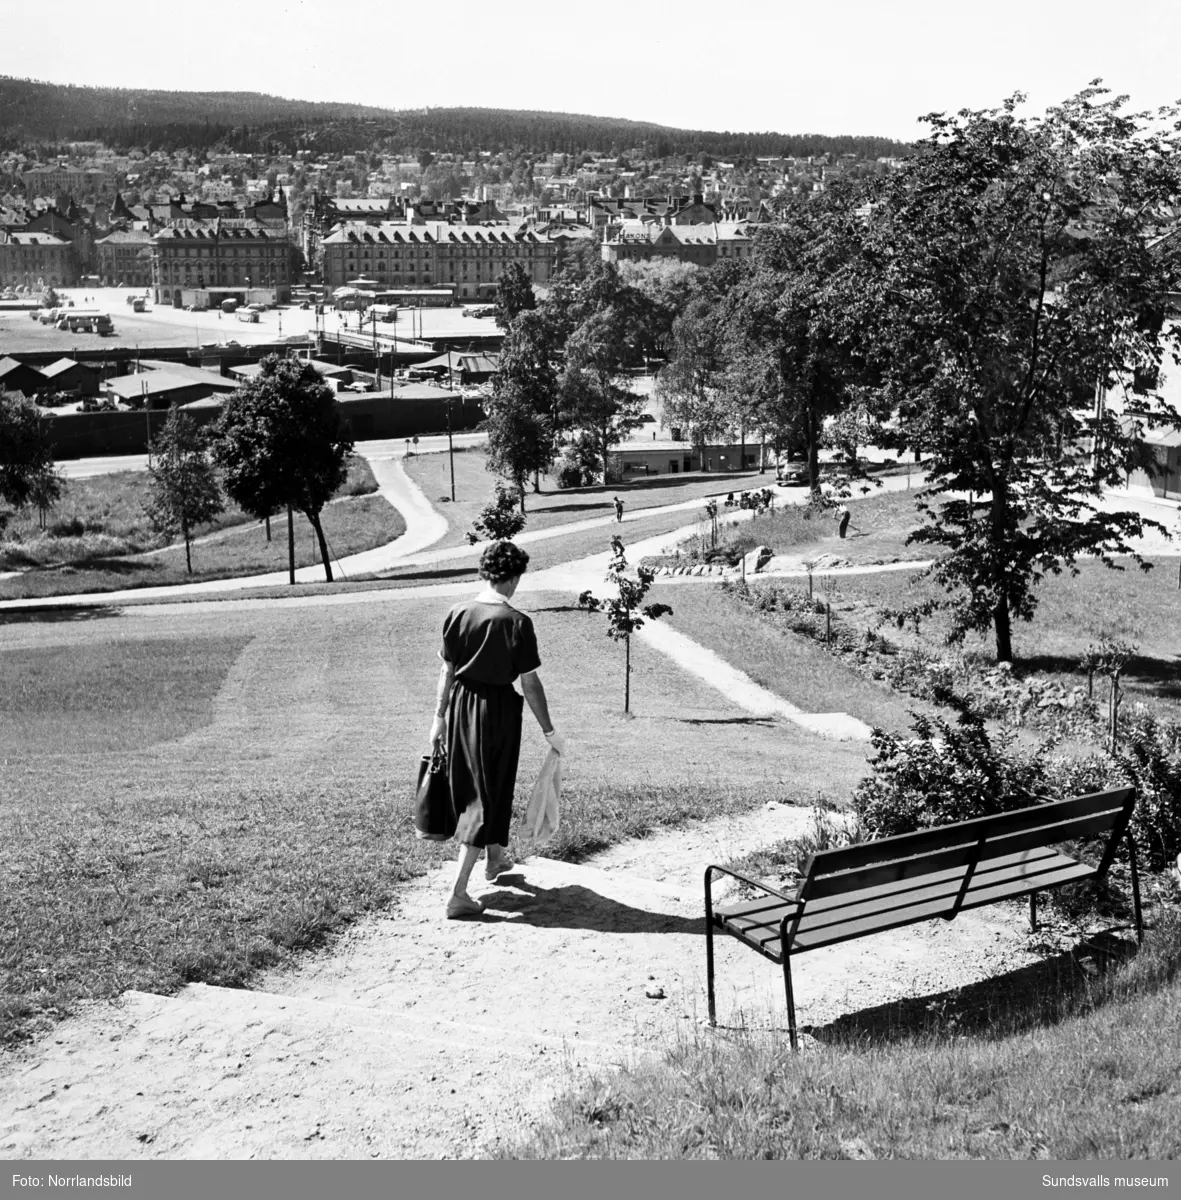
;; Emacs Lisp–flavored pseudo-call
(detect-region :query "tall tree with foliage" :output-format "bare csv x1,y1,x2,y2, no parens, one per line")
143,404,223,575
0,392,62,532
729,186,877,495
559,309,645,483
485,310,557,506
212,355,354,582
493,261,537,330
862,85,1181,661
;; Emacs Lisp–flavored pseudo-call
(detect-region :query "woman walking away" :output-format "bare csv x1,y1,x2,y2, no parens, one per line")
428,540,565,919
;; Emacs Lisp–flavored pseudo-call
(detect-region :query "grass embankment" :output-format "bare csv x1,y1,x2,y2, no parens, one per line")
506,913,1181,1158
782,559,1181,723
0,591,866,1045
673,487,929,568
652,579,934,732
0,457,399,600
405,446,771,551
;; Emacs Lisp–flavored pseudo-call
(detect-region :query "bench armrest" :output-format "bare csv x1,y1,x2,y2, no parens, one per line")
705,864,799,905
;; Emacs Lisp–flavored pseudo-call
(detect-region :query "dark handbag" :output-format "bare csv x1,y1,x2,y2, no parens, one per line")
414,744,456,842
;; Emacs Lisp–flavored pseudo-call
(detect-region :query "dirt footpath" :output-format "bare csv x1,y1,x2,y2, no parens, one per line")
0,802,1099,1160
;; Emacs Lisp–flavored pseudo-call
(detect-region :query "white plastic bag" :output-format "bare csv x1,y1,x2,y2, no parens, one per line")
525,748,562,847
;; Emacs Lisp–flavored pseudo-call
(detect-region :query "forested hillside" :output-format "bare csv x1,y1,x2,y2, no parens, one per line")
0,77,911,159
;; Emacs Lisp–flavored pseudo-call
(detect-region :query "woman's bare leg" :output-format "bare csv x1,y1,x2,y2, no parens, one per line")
452,844,482,899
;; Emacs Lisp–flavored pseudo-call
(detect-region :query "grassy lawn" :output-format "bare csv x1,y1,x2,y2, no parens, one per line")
405,447,772,551
505,912,1181,1158
653,579,936,732
0,589,868,1045
802,558,1181,722
677,487,930,568
0,455,379,572
0,495,404,601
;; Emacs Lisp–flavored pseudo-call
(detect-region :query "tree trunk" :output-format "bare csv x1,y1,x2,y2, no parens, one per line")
287,505,296,585
533,469,541,494
309,510,334,582
183,517,192,575
624,633,631,714
806,402,821,497
993,596,1013,663
519,484,526,515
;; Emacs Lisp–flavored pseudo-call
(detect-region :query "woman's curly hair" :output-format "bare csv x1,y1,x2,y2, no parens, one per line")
478,540,530,583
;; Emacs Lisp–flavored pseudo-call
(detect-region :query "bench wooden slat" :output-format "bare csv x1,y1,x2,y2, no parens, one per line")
805,840,986,901
715,848,1093,952
715,894,801,921
793,852,1090,947
791,859,1097,950
976,810,1130,863
802,788,1132,881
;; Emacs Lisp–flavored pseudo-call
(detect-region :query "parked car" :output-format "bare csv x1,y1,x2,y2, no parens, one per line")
238,310,259,323
777,463,808,486
185,302,208,312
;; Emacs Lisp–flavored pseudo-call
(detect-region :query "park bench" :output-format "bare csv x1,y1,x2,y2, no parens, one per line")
705,787,1143,1051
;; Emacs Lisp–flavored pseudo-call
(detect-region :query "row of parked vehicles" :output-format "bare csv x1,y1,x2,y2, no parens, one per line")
29,305,114,335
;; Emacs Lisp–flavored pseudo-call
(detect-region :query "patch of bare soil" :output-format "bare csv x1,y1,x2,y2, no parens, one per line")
0,802,1120,1160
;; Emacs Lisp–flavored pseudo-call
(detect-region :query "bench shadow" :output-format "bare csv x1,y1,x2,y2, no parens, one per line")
0,604,122,624
803,930,1140,1047
479,879,705,936
377,566,480,583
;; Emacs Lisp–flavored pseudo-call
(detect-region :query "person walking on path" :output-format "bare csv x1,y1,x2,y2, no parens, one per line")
614,495,624,523
428,540,565,919
836,503,851,539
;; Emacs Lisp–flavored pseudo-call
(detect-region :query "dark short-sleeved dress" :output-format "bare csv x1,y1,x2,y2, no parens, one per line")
440,598,542,849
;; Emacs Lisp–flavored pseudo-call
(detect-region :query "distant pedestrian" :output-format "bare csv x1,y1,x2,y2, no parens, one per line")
836,504,851,539
614,496,624,523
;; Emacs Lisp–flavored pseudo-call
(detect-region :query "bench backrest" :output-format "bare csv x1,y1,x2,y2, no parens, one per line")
798,788,1135,905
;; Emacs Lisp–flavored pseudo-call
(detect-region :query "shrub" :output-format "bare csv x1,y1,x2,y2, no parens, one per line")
852,708,1046,837
1111,706,1181,872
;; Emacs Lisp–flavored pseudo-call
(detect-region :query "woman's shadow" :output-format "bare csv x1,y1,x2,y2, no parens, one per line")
477,875,705,936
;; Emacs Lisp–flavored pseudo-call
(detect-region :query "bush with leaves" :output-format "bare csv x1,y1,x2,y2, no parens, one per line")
852,708,1047,838
466,482,526,544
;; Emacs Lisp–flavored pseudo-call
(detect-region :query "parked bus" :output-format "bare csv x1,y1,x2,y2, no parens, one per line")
370,305,399,324
57,310,113,335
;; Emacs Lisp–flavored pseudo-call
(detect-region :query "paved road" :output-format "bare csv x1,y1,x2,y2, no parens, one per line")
56,432,487,480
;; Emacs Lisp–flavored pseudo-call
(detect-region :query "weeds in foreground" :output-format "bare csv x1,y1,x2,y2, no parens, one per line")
504,911,1181,1159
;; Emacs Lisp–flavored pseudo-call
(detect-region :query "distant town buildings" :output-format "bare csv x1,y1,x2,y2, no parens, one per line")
95,228,153,287
0,230,77,288
320,220,555,300
152,218,294,306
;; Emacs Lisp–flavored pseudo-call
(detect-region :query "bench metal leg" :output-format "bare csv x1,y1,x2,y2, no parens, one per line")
704,868,717,1027
1128,835,1143,945
782,954,798,1053
1029,890,1038,933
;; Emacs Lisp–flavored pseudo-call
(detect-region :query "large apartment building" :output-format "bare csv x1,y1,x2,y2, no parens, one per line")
320,221,556,300
95,228,154,287
151,218,294,305
0,230,78,288
601,219,753,267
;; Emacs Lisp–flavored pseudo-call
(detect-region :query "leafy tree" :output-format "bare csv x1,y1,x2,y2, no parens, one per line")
728,186,876,495
0,392,62,532
862,85,1181,661
466,482,527,544
493,261,536,330
485,311,557,504
559,310,645,483
212,355,354,582
143,404,223,574
616,258,698,358
578,535,673,712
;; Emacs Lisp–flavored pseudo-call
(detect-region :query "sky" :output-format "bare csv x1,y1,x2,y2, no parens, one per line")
4,0,1181,143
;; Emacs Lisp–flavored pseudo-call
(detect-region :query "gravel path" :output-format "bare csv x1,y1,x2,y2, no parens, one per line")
0,802,1099,1160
